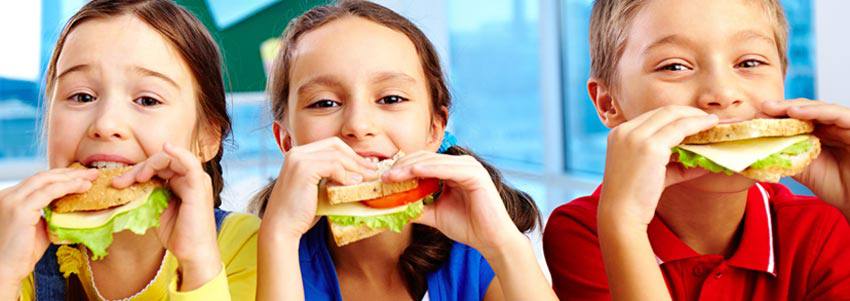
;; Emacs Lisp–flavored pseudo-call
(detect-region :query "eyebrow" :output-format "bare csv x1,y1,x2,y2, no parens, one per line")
641,34,697,56
132,66,179,89
731,30,775,45
56,64,91,80
296,75,344,96
371,72,417,85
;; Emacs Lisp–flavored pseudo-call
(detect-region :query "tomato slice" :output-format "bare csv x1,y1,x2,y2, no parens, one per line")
361,178,440,209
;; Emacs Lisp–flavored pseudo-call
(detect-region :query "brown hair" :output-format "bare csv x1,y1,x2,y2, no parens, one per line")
41,1,230,297
43,0,230,208
589,0,789,88
249,0,540,299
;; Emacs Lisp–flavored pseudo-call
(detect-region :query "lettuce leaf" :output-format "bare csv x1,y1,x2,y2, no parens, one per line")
44,188,170,260
327,200,425,232
672,147,735,175
673,139,813,174
750,139,812,169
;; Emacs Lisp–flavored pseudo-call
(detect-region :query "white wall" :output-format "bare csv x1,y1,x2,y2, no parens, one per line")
815,1,850,106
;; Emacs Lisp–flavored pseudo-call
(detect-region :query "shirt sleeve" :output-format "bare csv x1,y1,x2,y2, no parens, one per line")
168,264,230,301
543,203,611,301
805,206,850,300
17,274,34,301
167,213,259,301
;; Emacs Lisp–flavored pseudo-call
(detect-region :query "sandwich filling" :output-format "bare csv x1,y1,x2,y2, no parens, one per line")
673,135,815,174
44,187,169,259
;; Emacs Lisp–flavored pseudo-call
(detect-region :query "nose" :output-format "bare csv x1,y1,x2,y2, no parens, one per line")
696,69,745,112
340,98,378,141
87,97,130,141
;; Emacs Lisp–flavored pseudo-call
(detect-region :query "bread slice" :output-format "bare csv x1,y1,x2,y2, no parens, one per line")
328,220,387,246
740,136,821,183
50,163,165,213
683,118,814,145
325,152,417,204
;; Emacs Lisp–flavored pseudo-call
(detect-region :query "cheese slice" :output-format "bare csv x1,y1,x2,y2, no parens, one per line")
50,187,152,229
316,188,414,217
678,135,809,173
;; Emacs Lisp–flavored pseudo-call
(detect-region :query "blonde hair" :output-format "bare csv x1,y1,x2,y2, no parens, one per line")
589,0,789,87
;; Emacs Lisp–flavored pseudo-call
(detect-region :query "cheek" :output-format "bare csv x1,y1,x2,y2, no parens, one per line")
46,110,87,167
290,114,342,145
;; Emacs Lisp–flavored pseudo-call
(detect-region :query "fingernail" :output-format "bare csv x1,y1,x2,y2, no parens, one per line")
349,173,363,183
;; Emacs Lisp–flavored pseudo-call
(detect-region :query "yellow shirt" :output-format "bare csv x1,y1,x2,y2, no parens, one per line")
19,212,259,300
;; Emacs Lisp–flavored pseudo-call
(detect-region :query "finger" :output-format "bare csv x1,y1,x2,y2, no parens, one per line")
9,169,97,202
304,137,377,169
386,159,482,188
134,152,173,183
112,163,146,188
21,178,93,211
815,125,850,146
652,114,721,147
630,106,713,140
163,142,200,176
786,104,850,128
761,98,821,116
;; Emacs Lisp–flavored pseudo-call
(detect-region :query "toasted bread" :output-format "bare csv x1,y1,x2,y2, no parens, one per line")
328,220,387,246
324,152,418,204
740,136,821,183
50,163,165,213
682,118,814,145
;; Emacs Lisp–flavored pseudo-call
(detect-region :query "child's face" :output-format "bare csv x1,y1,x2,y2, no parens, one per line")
283,17,443,159
47,15,202,168
601,0,786,191
613,0,784,121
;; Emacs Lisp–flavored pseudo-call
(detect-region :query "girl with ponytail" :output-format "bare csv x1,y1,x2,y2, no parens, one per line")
253,1,556,300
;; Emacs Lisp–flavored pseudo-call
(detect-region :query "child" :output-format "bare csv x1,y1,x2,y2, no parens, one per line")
543,0,850,300
251,1,557,300
0,0,258,299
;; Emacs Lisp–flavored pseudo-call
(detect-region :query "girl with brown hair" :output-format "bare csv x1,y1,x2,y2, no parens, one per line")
254,1,556,300
0,0,258,299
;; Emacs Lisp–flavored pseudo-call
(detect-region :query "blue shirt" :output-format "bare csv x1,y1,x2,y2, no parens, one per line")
299,218,495,301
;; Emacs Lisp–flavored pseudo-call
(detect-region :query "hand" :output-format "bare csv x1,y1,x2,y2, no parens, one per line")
762,99,850,216
383,151,524,258
0,168,98,293
113,142,219,291
260,137,378,240
599,105,718,227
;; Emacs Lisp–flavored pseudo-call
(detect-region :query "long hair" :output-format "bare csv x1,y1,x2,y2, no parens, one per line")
249,1,541,299
41,0,230,298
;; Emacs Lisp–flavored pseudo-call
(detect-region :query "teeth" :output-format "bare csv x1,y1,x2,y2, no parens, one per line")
90,161,129,169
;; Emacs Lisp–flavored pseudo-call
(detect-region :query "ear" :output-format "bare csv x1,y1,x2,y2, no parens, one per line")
588,77,626,128
198,128,221,162
273,121,292,153
426,106,448,152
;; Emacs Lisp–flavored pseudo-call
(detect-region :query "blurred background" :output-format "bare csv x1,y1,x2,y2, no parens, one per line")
1,0,848,218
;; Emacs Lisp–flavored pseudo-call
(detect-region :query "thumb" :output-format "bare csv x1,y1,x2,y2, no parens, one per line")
413,204,437,228
34,219,51,255
665,163,709,187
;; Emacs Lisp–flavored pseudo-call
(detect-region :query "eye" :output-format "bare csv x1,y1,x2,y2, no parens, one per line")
69,93,95,103
657,63,690,72
736,59,764,68
307,99,341,109
377,95,408,105
134,96,162,107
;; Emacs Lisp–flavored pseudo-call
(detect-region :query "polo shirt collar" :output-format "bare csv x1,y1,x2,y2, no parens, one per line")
645,183,776,276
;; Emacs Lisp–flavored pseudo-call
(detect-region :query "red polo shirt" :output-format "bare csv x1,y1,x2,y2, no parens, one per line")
543,183,850,300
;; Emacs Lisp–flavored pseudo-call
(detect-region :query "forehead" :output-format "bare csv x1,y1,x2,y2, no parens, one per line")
627,0,776,46
289,16,426,85
56,14,193,85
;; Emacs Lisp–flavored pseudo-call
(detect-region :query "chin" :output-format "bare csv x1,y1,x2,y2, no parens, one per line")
675,172,756,194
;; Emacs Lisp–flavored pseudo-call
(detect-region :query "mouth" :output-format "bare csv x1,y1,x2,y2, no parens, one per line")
355,151,390,162
81,154,135,169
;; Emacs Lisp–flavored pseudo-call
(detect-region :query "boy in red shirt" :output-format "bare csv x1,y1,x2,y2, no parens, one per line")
543,0,850,300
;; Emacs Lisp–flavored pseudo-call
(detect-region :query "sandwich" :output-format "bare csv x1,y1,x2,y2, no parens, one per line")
43,162,170,259
673,118,821,183
316,153,441,246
